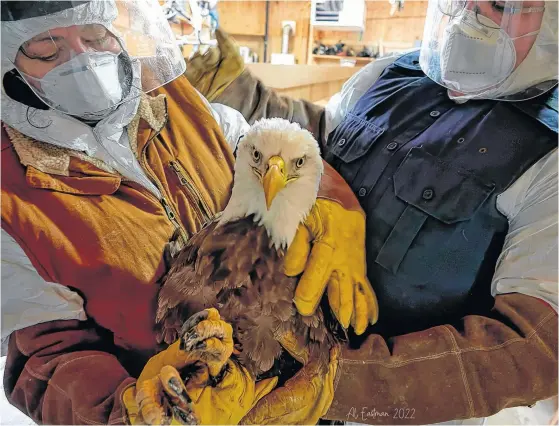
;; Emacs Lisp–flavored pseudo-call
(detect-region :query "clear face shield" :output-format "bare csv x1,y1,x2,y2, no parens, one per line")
419,0,558,101
3,0,186,120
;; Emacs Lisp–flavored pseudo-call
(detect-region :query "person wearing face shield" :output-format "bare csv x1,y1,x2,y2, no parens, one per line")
185,0,559,424
1,1,380,425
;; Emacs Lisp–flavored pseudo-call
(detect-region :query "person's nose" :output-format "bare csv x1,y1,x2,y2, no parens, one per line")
65,28,90,54
67,37,89,54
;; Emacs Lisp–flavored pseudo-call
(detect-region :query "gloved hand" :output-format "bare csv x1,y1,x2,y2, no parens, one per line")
125,360,277,425
284,161,379,335
122,308,272,425
241,331,340,425
185,28,244,102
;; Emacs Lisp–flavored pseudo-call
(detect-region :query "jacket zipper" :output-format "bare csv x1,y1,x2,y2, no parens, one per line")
140,134,188,245
169,160,214,224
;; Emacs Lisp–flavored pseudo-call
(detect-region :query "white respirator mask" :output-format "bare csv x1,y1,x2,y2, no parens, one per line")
21,51,129,120
440,9,540,93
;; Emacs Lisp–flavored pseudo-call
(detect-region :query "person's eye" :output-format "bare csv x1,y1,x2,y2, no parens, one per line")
37,53,60,62
20,39,60,61
81,25,117,47
20,46,59,62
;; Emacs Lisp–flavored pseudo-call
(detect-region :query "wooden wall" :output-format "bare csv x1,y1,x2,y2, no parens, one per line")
217,1,311,64
315,1,428,52
170,1,428,64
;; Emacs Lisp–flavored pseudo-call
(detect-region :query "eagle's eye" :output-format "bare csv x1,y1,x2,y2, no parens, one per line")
252,149,262,163
295,157,305,168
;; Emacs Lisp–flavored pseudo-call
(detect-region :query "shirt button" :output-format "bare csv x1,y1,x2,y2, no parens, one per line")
386,142,398,151
358,188,367,197
338,138,347,147
422,188,434,200
430,110,441,117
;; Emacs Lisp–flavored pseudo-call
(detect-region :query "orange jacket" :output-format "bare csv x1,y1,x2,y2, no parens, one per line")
2,75,234,424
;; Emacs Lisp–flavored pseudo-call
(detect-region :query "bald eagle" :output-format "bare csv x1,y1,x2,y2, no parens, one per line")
155,118,340,382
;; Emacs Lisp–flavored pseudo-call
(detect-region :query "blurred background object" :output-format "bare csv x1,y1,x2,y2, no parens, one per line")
162,0,425,108
162,0,425,66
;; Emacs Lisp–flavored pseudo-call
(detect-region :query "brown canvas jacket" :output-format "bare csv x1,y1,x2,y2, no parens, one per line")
2,74,235,424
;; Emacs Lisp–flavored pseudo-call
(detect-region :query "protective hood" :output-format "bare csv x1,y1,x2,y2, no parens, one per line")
0,0,186,196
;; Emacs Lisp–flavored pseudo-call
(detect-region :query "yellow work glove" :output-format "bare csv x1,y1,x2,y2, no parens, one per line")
285,161,379,335
185,28,244,102
123,308,271,425
241,331,340,425
125,361,277,425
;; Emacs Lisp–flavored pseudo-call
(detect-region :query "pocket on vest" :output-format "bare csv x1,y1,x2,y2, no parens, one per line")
325,113,385,185
375,147,495,274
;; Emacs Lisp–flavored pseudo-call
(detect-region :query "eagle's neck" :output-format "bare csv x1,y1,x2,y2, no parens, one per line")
218,170,317,251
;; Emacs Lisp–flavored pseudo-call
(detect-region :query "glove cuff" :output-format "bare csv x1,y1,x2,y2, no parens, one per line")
318,161,364,214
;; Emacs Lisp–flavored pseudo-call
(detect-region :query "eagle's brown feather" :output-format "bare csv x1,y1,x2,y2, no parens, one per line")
156,215,336,379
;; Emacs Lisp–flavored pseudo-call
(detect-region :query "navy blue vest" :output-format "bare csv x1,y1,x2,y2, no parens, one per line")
323,52,558,337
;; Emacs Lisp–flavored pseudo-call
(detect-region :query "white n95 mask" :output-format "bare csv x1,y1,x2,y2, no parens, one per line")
21,51,126,120
440,9,539,94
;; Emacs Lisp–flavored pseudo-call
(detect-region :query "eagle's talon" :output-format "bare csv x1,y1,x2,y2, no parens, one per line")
181,331,199,351
181,311,210,336
193,341,206,351
172,405,198,425
167,377,192,406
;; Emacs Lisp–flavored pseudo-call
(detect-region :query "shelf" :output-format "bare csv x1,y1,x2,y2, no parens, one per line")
312,54,375,62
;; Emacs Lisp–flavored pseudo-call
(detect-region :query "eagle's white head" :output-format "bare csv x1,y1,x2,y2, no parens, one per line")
219,118,324,251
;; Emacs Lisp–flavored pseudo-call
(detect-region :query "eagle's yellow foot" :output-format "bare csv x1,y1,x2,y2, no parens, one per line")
136,365,198,425
179,308,234,378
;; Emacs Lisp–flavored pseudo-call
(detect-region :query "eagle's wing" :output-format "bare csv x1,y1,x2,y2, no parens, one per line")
155,219,221,345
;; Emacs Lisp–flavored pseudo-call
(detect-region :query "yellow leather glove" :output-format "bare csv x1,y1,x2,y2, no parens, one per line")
285,162,379,335
181,360,277,425
241,332,340,425
185,28,244,102
125,361,277,425
124,308,253,425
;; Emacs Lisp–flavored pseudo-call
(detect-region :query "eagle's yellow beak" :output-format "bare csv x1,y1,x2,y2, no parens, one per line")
262,156,287,210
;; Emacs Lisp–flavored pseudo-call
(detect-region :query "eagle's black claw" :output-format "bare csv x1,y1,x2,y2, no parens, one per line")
180,311,209,350
181,311,208,335
172,405,198,425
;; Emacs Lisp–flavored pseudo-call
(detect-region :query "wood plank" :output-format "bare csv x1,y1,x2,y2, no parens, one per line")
217,1,267,36
267,1,312,64
313,54,374,62
275,79,346,102
246,63,358,89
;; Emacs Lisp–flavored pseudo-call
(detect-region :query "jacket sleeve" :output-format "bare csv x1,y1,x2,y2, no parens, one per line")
211,69,328,147
1,230,135,425
4,319,136,425
492,149,558,309
325,151,559,425
326,293,557,424
1,229,87,350
206,56,398,149
185,29,399,149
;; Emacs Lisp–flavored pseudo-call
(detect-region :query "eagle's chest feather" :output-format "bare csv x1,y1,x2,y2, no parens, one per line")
156,216,329,378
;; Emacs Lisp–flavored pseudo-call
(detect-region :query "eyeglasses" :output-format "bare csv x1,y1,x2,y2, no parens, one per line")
437,0,546,29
